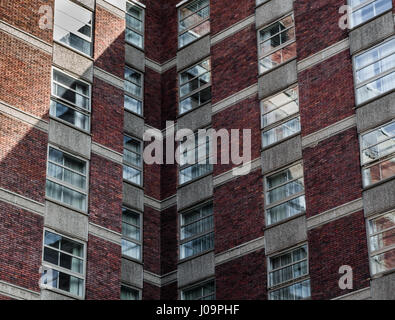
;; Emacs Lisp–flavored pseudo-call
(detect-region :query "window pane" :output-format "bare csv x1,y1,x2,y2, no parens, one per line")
123,165,142,185
126,29,143,48
267,195,306,225
180,232,214,259
125,94,143,115
50,100,89,131
122,239,141,260
351,0,392,28
262,117,300,147
121,286,140,300
371,249,395,274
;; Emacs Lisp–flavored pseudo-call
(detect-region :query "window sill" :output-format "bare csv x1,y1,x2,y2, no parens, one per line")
177,33,211,52
263,211,306,231
122,255,143,265
49,116,92,136
354,86,395,110
178,249,215,264
261,132,301,153
124,108,145,120
258,57,297,78
177,101,212,119
177,172,213,189
125,41,145,54
53,40,94,61
348,8,393,33
123,179,145,191
362,174,395,192
370,268,395,280
45,197,89,216
41,286,84,300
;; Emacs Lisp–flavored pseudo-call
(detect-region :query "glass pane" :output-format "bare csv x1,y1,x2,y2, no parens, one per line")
362,157,395,186
122,239,141,260
44,247,59,266
179,20,210,48
262,117,300,147
58,271,83,296
180,232,214,259
181,215,214,240
267,195,306,225
267,178,304,204
267,164,303,189
50,100,89,131
371,249,395,274
121,286,140,300
60,253,83,273
126,29,143,48
125,94,143,115
61,238,84,257
123,165,142,185
45,231,62,249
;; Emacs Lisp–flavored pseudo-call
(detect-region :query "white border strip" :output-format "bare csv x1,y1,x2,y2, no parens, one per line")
88,222,122,245
0,281,40,300
211,15,255,46
0,187,45,216
212,84,258,114
91,142,124,164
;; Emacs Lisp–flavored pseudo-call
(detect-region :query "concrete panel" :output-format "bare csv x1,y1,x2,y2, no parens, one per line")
177,35,211,71
125,44,145,72
121,258,144,288
178,252,215,288
75,0,95,10
49,120,91,159
177,103,212,132
178,175,213,210
258,60,297,99
53,43,93,82
356,91,395,133
123,182,144,211
124,111,145,139
264,215,307,255
40,289,74,300
350,11,394,55
262,135,302,174
363,179,395,217
45,201,89,241
256,0,294,29
371,272,395,300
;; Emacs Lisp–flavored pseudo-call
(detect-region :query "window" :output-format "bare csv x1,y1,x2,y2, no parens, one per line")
126,2,144,49
182,280,215,300
51,68,91,131
265,163,306,225
180,203,214,259
54,0,93,56
46,147,88,211
268,245,310,300
122,208,142,260
258,14,296,74
42,230,85,298
179,132,213,184
178,0,210,48
349,0,392,28
123,136,143,186
353,38,395,105
121,285,141,300
125,66,143,115
360,120,395,187
179,59,211,114
261,85,300,148
368,211,395,275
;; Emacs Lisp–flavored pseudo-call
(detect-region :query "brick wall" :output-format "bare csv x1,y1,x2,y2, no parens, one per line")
211,26,257,104
299,50,355,136
308,211,370,299
216,250,267,300
161,206,178,275
0,201,43,292
0,31,51,119
143,206,161,274
143,281,161,300
85,235,121,300
161,282,178,300
0,115,47,203
303,128,362,218
214,170,265,253
91,78,124,153
88,154,123,233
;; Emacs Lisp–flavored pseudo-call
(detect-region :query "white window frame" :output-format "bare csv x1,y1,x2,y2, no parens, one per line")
123,135,144,187
51,67,92,132
181,279,215,300
126,1,145,49
179,130,213,185
267,244,311,300
264,162,306,226
359,119,395,187
41,228,87,299
53,0,94,57
367,210,395,276
122,207,143,262
348,0,393,29
179,58,212,115
352,37,395,105
178,0,210,49
46,145,89,212
257,13,296,75
121,284,142,300
261,84,300,148
179,201,214,260
124,66,144,116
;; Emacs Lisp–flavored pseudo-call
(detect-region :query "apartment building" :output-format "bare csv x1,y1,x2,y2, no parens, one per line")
0,0,394,300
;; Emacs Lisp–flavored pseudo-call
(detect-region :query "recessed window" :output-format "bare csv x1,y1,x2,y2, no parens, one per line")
179,59,211,114
353,38,395,105
261,85,300,148
368,211,395,275
122,208,142,260
179,132,213,185
123,136,143,186
121,285,141,300
46,147,88,211
54,0,93,56
126,2,144,49
349,0,392,28
42,230,85,298
265,163,306,225
51,68,91,131
180,203,214,259
268,245,310,300
178,0,210,48
125,66,143,115
258,14,296,74
360,120,395,187
182,280,215,300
